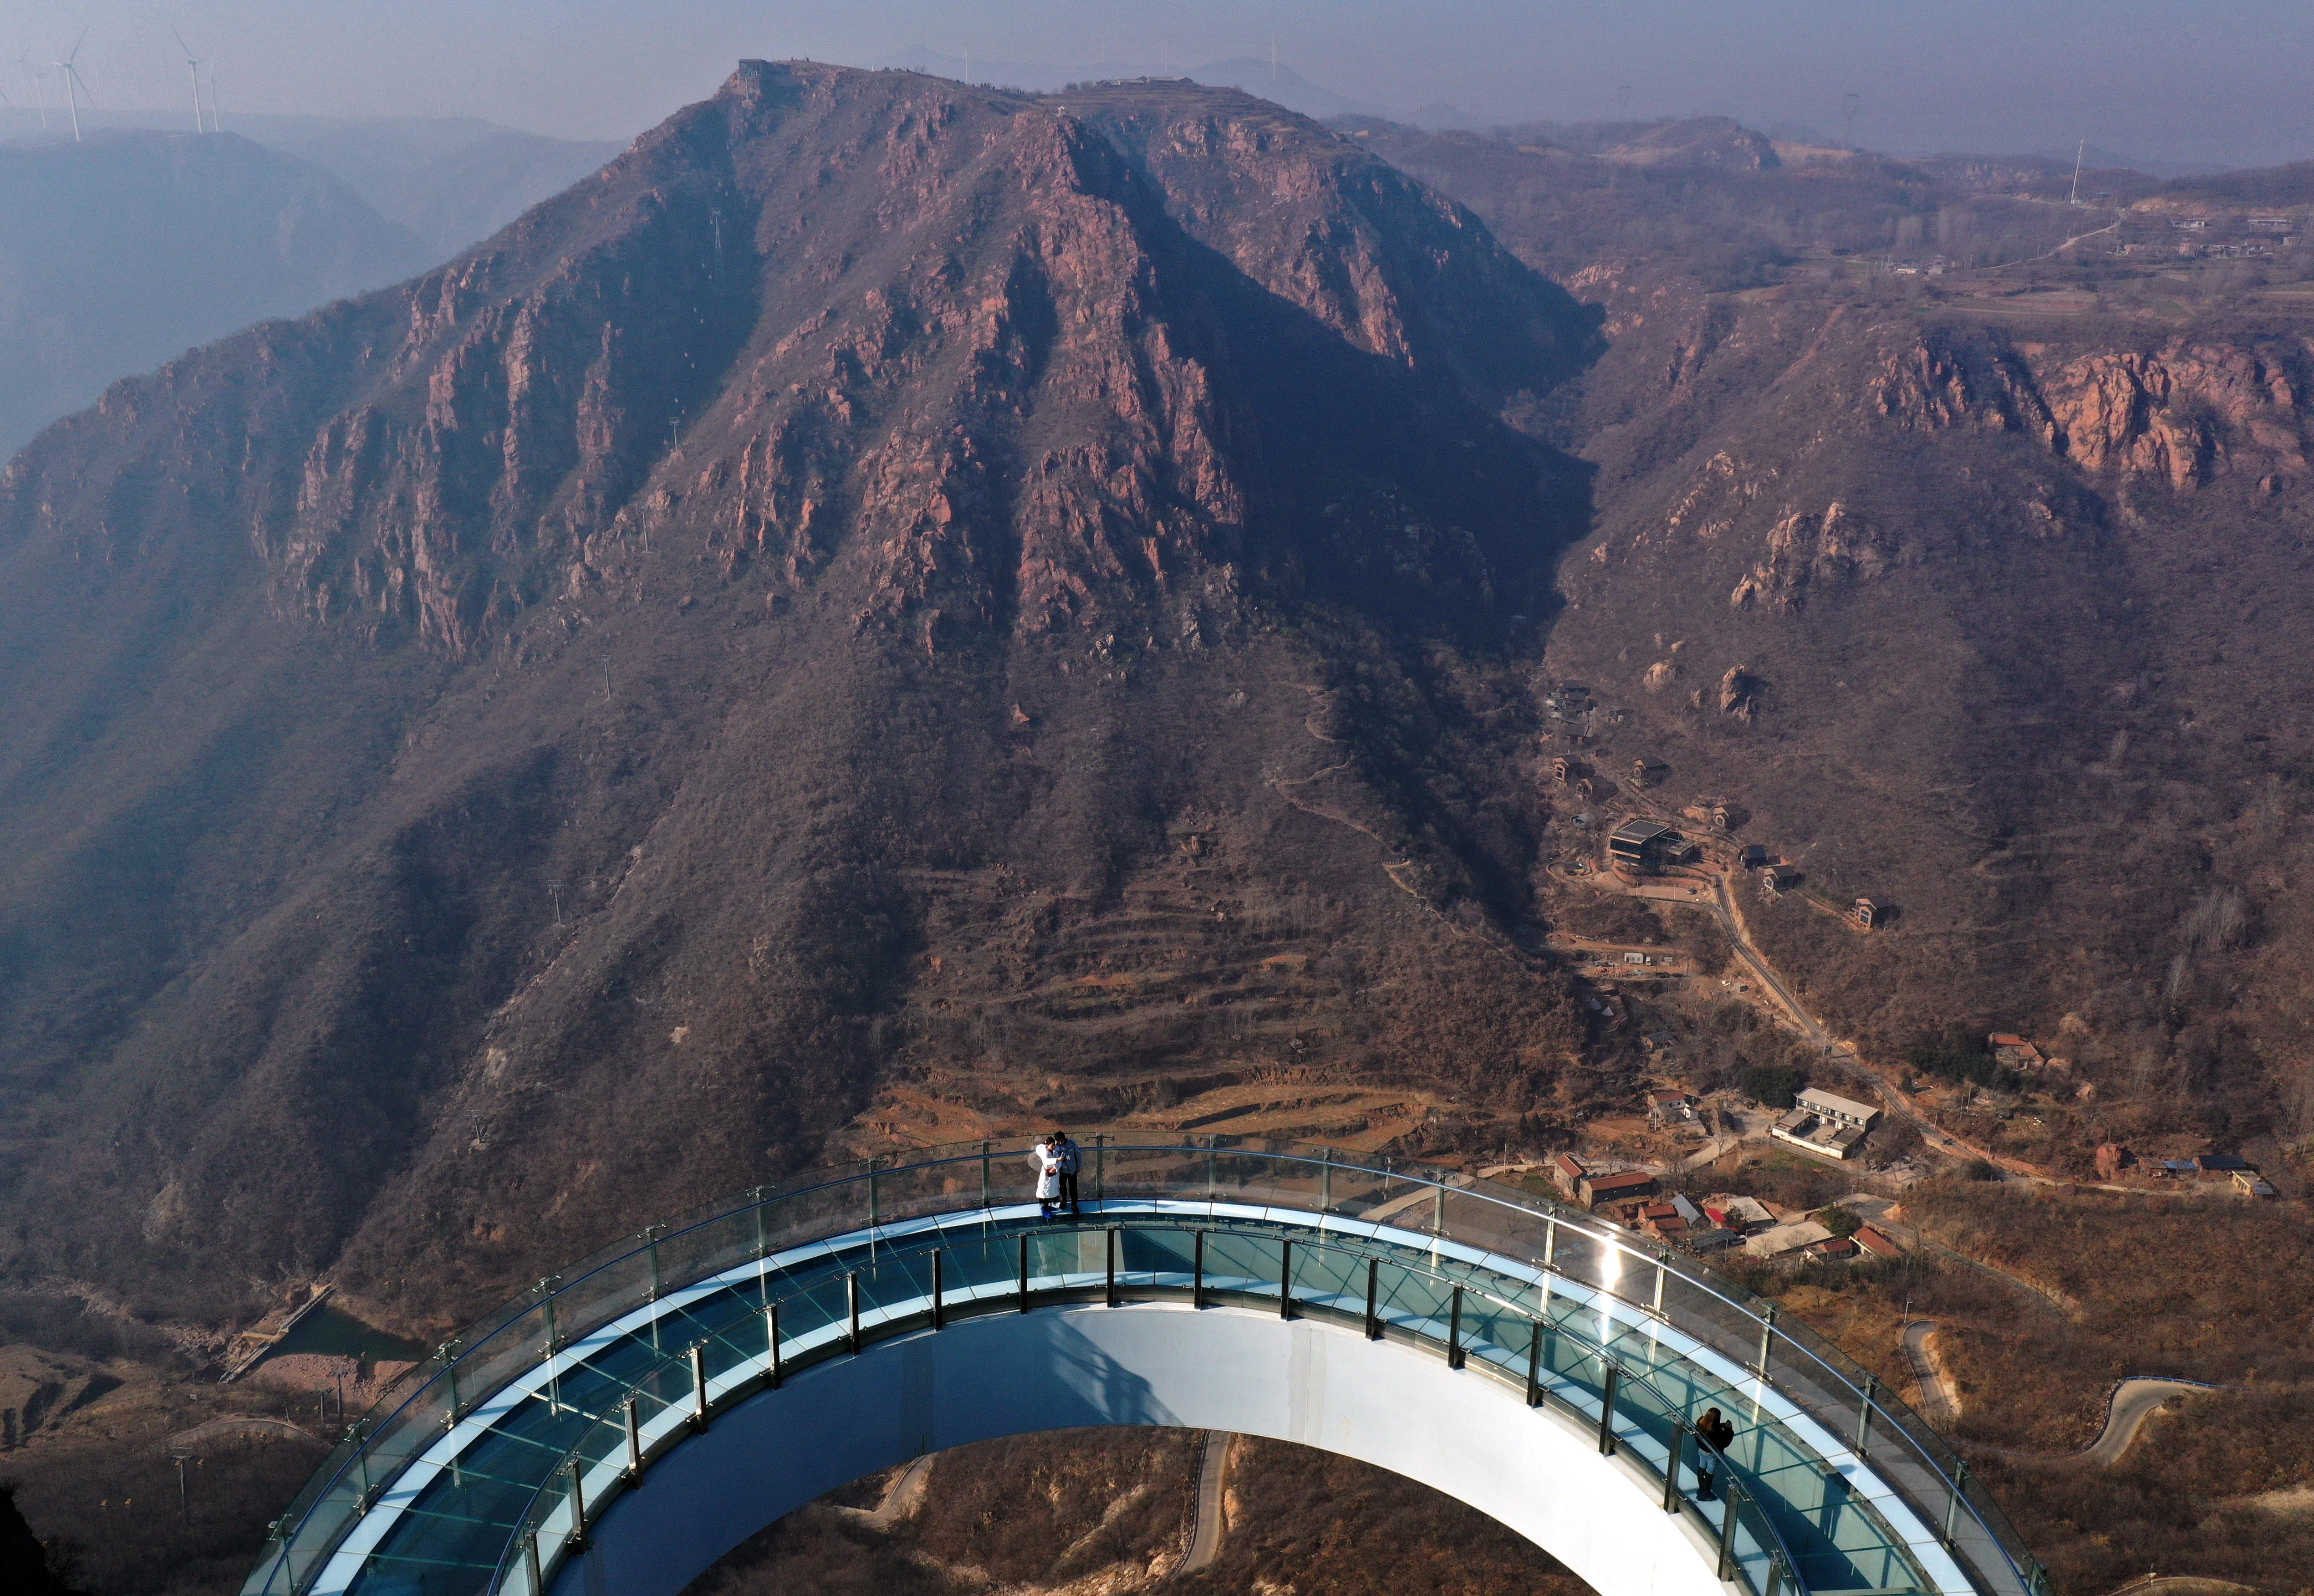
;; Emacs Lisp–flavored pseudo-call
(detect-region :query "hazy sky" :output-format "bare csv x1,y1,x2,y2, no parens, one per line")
10,0,2312,168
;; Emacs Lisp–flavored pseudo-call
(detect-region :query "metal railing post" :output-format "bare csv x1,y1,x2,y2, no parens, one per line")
442,1347,460,1426
525,1531,544,1595
1597,1364,1620,1455
690,1343,709,1429
1432,1183,1446,1235
753,1187,768,1260
1446,1285,1464,1368
1096,1134,1107,1205
1018,1233,1031,1312
1662,1420,1685,1512
1544,1215,1559,1270
1756,1304,1778,1373
980,1141,992,1213
1526,1318,1544,1407
765,1302,782,1388
1280,1239,1294,1320
848,1272,863,1353
1206,1136,1217,1195
932,1249,946,1329
1365,1257,1381,1339
1320,1149,1332,1215
1943,1459,1970,1541
1765,1553,1788,1596
624,1395,642,1477
1106,1227,1119,1306
567,1458,591,1551
1716,1483,1743,1580
1855,1372,1877,1454
1194,1231,1207,1309
1652,1253,1667,1317
542,1293,563,1413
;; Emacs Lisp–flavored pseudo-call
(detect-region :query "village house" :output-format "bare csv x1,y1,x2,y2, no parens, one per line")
1745,1219,1834,1258
1806,1234,1860,1261
1854,1224,1901,1260
1770,1087,1880,1161
1552,1153,1587,1199
1646,1088,1698,1126
1580,1168,1658,1208
1702,1195,1774,1234
1988,1033,2043,1070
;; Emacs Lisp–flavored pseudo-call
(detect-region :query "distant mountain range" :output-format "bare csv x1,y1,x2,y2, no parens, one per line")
0,113,620,460
0,109,621,257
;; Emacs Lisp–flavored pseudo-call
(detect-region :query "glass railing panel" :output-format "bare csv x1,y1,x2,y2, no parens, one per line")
939,1233,1020,1299
1202,1229,1282,1296
1289,1239,1366,1315
558,1244,659,1349
1117,1224,1196,1287
1372,1259,1453,1340
871,1157,977,1225
1306,1155,1391,1219
656,1209,756,1291
446,1307,550,1423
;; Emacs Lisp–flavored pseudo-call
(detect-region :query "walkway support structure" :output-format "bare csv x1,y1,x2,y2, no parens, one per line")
243,1138,2041,1596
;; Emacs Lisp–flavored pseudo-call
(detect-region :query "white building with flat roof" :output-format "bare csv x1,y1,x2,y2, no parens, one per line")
1794,1087,1879,1130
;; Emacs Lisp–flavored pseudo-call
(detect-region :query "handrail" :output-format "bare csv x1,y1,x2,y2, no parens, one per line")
478,1221,1817,1596
247,1135,2037,1596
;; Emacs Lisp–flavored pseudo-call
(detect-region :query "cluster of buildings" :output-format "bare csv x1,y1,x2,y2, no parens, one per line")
1545,1153,1905,1263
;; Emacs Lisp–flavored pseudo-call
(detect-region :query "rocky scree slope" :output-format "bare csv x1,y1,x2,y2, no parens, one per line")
0,64,1595,1327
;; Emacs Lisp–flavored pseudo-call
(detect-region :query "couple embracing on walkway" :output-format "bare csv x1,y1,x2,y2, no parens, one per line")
1030,1132,1081,1219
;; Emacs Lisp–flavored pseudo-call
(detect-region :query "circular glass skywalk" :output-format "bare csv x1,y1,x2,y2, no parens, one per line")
242,1139,2043,1596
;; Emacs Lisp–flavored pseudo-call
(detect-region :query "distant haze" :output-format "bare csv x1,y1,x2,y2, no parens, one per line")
6,0,2310,171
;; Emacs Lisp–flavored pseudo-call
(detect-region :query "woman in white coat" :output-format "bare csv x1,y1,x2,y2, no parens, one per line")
1029,1137,1061,1218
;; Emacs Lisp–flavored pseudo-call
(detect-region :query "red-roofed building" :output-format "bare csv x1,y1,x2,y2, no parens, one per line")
1552,1153,1588,1198
1854,1225,1901,1260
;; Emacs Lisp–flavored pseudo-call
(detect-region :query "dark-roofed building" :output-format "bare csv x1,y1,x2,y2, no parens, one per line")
1580,1169,1658,1207
1608,820,1674,873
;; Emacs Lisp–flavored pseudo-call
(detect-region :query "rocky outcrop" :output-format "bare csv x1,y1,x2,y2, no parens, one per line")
2036,340,2308,486
1728,501,1899,611
1867,327,2310,490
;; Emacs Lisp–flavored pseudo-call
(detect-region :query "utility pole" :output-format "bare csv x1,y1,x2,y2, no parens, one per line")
2069,139,2085,207
173,1452,191,1524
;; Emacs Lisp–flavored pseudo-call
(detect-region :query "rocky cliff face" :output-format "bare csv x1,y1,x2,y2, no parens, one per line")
0,65,1594,1323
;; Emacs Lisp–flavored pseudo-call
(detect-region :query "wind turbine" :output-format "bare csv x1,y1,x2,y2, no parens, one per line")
54,29,92,142
169,26,209,133
18,50,47,131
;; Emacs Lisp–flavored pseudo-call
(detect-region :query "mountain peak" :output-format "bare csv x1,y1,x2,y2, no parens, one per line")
6,61,1595,657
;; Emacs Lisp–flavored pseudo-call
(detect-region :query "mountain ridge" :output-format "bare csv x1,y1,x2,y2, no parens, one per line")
0,62,1595,1326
